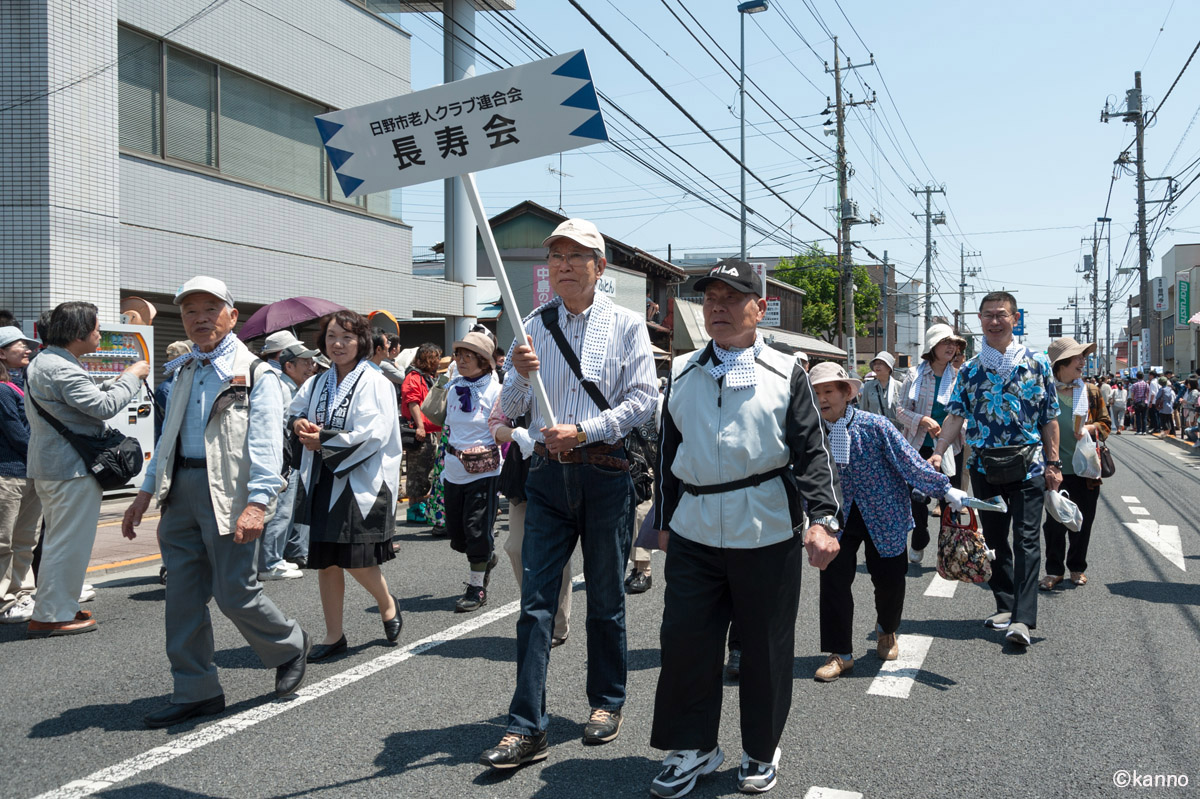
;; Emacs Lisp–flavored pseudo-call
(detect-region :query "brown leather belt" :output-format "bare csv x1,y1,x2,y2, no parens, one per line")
533,441,629,470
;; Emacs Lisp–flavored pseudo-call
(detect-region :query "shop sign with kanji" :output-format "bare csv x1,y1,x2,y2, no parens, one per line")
314,50,608,198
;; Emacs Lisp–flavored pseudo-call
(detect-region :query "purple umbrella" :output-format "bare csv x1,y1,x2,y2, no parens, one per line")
238,296,348,340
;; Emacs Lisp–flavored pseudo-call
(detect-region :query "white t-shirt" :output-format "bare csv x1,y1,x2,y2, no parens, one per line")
442,376,503,485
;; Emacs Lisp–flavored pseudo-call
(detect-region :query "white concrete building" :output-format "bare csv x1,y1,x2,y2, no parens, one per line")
1160,243,1200,374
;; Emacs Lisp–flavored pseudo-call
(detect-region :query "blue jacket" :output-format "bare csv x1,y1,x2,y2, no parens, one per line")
0,383,30,478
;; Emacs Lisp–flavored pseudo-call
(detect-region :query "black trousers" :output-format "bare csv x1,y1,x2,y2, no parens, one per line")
444,476,498,565
819,504,908,654
969,470,1045,628
651,531,804,763
1043,473,1100,576
910,445,963,552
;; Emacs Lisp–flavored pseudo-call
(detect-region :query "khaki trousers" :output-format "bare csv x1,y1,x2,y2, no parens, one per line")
0,475,42,607
503,499,571,639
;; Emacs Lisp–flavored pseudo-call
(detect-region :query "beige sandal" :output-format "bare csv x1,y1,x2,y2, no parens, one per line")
1039,575,1063,591
1070,572,1087,585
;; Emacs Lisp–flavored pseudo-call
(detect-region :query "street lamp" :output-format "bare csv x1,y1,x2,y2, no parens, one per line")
738,0,769,261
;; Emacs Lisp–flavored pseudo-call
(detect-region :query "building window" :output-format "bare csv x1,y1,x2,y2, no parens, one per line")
117,28,161,155
165,46,217,167
220,70,325,200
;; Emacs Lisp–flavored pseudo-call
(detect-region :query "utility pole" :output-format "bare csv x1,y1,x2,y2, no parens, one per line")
912,185,946,331
825,38,875,371
1099,216,1112,372
881,250,890,353
959,243,981,335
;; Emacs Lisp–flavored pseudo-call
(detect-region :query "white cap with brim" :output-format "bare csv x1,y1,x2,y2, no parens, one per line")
869,350,896,371
0,326,39,349
808,361,863,401
542,218,605,252
174,276,234,307
262,330,302,355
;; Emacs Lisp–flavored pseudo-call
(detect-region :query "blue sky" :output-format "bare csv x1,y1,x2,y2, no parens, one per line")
391,1,1200,353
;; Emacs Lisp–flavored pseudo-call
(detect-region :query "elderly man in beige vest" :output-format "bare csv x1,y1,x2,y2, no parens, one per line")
123,276,309,729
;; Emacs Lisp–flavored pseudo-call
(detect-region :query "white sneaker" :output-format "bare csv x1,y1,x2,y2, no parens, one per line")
79,585,97,603
259,565,304,581
650,747,724,798
0,596,35,624
281,561,299,570
738,747,781,793
907,546,924,565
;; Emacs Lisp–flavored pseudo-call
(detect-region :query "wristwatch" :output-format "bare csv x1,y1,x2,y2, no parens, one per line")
575,424,588,444
1045,460,1063,469
810,514,841,533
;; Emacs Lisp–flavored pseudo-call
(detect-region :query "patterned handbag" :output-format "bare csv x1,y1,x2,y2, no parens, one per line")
937,507,993,583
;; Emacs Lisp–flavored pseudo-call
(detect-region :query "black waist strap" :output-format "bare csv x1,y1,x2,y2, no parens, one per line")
177,456,207,469
681,465,790,496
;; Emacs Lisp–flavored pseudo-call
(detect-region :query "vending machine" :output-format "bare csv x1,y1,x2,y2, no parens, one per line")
77,323,156,492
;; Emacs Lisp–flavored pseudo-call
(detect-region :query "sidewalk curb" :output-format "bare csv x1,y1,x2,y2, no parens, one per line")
1156,434,1197,453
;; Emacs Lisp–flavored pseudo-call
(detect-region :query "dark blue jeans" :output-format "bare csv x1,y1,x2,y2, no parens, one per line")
506,451,635,736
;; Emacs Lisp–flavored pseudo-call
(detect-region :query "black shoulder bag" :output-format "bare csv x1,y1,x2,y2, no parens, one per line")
28,394,143,490
539,306,654,503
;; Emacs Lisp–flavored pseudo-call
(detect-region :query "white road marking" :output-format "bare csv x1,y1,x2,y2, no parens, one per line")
1124,520,1186,571
1121,496,1139,503
866,634,934,699
33,576,586,799
804,789,864,799
924,574,959,598
1130,506,1150,516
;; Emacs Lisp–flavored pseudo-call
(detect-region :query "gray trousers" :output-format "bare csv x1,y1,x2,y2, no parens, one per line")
259,468,299,572
32,475,100,623
159,467,304,704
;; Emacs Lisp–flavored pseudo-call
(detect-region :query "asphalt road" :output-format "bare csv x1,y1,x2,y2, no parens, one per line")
4,434,1198,799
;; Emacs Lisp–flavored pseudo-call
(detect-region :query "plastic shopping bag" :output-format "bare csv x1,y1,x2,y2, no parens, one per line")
1072,429,1102,480
941,449,956,478
1044,489,1083,532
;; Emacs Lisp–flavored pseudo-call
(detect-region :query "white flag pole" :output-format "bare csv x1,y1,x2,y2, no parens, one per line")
462,172,559,428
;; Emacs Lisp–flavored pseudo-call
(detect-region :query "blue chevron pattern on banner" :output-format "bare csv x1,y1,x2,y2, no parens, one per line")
314,117,343,145
561,82,600,112
326,146,355,171
570,112,608,141
551,50,590,81
335,172,364,198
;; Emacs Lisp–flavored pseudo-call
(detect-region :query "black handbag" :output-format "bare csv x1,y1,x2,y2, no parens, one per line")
977,444,1039,487
399,419,422,452
29,395,144,490
1098,440,1117,478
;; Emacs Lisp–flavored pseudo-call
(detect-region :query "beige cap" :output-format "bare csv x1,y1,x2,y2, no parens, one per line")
1047,336,1096,367
542,218,605,252
808,361,863,401
922,323,966,359
262,330,303,355
452,331,496,369
174,276,234,307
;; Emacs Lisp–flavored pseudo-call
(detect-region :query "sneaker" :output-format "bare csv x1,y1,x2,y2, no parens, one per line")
650,746,724,798
625,569,652,594
725,648,742,681
281,561,299,571
455,583,486,613
983,612,1012,630
876,631,899,661
582,707,622,744
814,653,853,682
406,503,427,524
1006,622,1032,646
259,565,304,581
479,730,548,769
907,546,923,565
737,747,781,793
0,596,35,624
79,585,96,603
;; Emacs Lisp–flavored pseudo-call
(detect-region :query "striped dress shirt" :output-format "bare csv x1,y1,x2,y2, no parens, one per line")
500,295,658,444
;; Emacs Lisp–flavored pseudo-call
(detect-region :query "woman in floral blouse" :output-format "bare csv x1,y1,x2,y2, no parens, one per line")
808,363,967,683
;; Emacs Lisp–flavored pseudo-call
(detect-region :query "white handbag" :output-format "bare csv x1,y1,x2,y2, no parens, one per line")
1044,489,1083,532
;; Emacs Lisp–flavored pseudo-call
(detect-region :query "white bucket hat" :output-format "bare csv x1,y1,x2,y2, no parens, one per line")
922,324,966,359
808,361,863,401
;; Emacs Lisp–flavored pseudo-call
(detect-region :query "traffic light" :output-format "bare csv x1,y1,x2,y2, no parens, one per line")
1049,318,1062,338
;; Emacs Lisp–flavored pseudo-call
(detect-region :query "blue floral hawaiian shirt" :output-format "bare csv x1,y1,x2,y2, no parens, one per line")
946,349,1059,479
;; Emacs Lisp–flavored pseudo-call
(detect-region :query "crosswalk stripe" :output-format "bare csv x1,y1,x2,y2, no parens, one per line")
1130,506,1150,516
1121,496,1139,503
866,634,934,699
804,789,864,799
924,574,959,598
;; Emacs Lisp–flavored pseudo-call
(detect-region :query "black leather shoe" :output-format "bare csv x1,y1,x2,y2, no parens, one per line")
383,595,403,642
626,570,652,594
289,556,307,570
276,632,310,697
455,584,486,613
307,634,348,663
144,694,225,728
479,730,548,769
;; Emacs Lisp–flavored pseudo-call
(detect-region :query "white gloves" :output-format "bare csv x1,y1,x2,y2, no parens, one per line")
511,427,535,459
944,487,968,511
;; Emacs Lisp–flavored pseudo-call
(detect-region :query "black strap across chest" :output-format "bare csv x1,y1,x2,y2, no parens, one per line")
540,305,611,412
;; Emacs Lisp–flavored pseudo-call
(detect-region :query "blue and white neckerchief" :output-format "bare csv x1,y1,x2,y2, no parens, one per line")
908,360,957,407
979,340,1028,381
449,370,493,414
163,333,239,382
708,334,764,391
827,407,854,466
319,359,370,426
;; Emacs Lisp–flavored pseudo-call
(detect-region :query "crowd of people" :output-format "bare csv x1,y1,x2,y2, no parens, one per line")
0,215,1193,795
